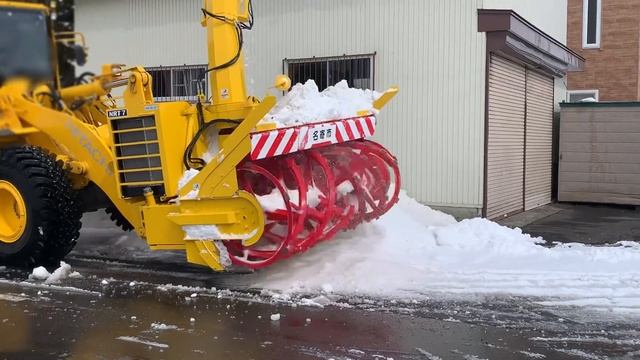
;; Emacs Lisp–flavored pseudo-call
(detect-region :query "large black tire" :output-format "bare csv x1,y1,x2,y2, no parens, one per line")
105,206,134,232
0,146,82,268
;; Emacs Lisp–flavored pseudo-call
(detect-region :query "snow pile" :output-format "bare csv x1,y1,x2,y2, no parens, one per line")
183,225,257,242
30,262,78,284
252,192,640,311
202,127,223,164
177,169,199,190
150,323,179,331
262,80,381,127
183,225,225,240
175,129,224,201
255,186,325,212
30,267,52,281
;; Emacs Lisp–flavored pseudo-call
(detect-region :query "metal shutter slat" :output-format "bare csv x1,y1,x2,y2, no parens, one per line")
525,70,554,211
486,55,526,219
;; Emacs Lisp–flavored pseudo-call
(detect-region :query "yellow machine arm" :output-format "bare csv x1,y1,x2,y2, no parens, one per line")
203,0,251,106
0,0,272,270
0,0,399,272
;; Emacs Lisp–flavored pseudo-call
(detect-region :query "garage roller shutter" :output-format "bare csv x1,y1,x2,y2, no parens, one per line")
486,55,526,219
525,70,554,210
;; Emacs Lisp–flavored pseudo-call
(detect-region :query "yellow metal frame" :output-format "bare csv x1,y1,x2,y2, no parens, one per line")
0,0,398,271
0,1,47,11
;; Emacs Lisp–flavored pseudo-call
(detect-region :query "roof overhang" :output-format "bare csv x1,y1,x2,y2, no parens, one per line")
478,9,584,77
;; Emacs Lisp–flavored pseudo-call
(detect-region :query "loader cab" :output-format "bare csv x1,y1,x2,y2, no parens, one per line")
0,4,54,85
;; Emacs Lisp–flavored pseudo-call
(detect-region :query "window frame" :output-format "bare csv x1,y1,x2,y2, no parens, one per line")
145,64,209,103
283,53,376,92
582,0,601,49
0,7,54,83
568,89,599,102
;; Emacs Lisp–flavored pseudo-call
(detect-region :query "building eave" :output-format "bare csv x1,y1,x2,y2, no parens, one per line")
478,9,585,77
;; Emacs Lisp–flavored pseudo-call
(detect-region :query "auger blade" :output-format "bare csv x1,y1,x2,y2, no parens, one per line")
228,140,400,270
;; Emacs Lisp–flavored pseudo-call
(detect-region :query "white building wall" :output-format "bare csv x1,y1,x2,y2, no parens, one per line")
76,0,570,213
484,0,567,43
77,0,206,69
244,0,487,210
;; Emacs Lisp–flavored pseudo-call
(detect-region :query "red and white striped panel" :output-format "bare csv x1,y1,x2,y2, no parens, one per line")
335,116,376,143
250,116,376,160
250,127,299,160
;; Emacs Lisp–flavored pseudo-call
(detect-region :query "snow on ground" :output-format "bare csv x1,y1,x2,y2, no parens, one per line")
262,80,381,127
29,262,78,285
252,191,640,312
116,336,169,349
150,323,179,331
30,266,51,281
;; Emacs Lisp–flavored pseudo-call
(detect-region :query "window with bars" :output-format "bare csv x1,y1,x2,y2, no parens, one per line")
146,64,208,103
284,54,375,91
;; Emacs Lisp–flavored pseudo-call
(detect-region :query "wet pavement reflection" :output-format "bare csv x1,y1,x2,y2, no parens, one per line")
0,280,545,360
1,272,639,360
0,212,638,359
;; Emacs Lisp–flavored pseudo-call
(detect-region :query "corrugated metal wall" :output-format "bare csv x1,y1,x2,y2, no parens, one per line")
244,0,487,210
77,0,206,69
75,0,568,213
559,104,640,206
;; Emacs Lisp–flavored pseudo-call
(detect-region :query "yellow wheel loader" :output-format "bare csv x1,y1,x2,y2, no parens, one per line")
0,0,400,271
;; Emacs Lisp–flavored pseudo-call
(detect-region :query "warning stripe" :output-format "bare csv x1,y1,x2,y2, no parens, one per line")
354,118,366,138
281,129,298,154
344,120,356,140
265,129,287,158
336,121,347,142
363,117,375,137
258,131,279,159
250,116,377,160
251,132,270,160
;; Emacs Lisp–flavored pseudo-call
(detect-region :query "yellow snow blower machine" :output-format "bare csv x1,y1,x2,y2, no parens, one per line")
0,0,399,271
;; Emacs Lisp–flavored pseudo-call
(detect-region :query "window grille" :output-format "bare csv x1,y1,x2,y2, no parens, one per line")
146,64,208,103
284,53,375,91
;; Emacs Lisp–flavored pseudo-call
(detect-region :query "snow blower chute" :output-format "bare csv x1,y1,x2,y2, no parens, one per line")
0,0,399,271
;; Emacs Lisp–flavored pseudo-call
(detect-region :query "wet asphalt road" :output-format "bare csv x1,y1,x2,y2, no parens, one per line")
0,212,639,359
523,203,640,246
0,278,564,360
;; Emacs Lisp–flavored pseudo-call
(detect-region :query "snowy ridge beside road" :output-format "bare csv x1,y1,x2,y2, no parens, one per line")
253,192,640,313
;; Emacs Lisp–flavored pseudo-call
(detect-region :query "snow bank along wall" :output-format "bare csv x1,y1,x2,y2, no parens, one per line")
76,0,568,218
